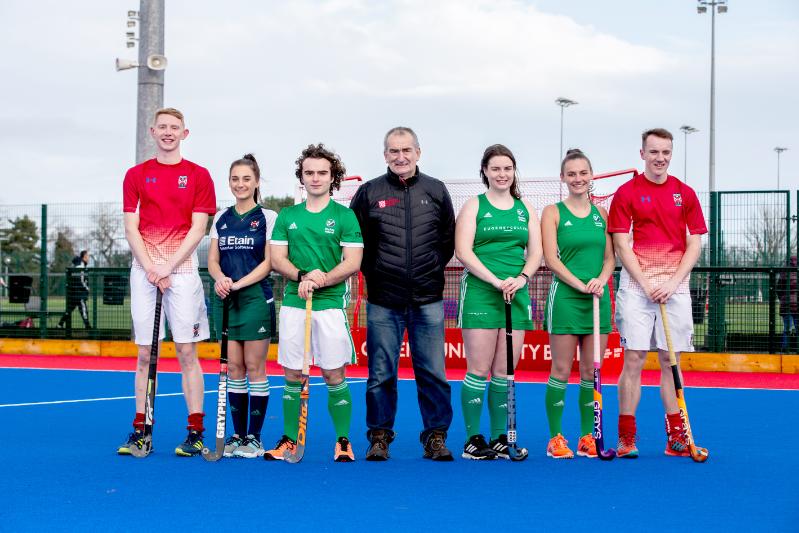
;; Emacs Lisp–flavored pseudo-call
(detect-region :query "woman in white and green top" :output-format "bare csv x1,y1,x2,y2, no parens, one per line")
541,148,615,459
455,144,542,460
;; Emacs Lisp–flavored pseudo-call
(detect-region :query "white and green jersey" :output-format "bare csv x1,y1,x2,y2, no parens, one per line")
271,200,363,311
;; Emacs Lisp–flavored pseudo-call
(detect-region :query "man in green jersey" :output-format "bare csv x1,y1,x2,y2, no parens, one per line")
264,144,363,462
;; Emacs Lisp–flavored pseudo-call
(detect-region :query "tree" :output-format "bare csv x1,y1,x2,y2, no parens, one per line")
0,215,40,273
261,195,294,213
49,226,76,295
744,205,788,266
89,204,129,267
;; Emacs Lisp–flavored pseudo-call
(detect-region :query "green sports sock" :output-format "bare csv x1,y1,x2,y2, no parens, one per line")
579,379,594,437
461,373,487,440
545,376,567,438
326,381,352,439
487,376,508,440
282,380,302,442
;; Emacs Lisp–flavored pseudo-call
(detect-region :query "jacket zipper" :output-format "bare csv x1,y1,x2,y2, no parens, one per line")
404,183,412,301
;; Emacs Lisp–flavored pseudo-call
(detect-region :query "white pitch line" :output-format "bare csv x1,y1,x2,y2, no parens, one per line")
0,379,366,408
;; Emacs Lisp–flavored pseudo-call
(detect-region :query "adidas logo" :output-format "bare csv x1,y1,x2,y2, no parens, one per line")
250,410,262,416
467,398,482,405
483,212,493,218
220,223,227,230
288,222,298,230
334,399,350,406
258,326,266,333
564,220,573,226
499,403,507,409
553,400,565,407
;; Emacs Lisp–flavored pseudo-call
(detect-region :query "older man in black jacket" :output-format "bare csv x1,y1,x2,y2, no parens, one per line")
350,126,456,461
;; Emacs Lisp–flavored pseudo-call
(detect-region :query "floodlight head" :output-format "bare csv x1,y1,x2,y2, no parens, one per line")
774,147,788,153
697,6,707,13
127,20,136,28
718,5,728,13
115,58,139,71
555,97,578,108
146,54,168,71
126,31,135,38
126,42,135,48
680,125,699,134
128,10,138,18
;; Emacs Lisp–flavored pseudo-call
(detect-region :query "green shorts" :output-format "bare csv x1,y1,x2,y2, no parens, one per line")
458,274,533,330
544,279,611,335
212,283,275,341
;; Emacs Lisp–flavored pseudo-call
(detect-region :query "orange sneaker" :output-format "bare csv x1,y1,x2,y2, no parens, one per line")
665,431,691,457
262,434,296,461
546,434,574,459
334,437,355,462
577,434,598,458
616,433,639,458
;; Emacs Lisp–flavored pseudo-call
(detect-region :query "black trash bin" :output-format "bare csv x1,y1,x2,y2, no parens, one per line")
9,275,33,304
103,274,127,305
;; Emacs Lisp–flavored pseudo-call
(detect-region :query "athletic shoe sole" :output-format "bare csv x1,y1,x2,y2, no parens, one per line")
577,451,598,458
617,450,639,458
461,452,497,460
546,452,574,459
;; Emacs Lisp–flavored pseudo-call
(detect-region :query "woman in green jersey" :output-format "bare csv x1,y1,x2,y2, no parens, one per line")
455,144,542,460
541,149,615,459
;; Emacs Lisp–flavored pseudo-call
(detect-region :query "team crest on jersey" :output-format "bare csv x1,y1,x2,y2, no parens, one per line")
178,175,188,189
249,219,260,232
325,218,336,234
673,194,682,207
377,198,400,209
517,208,526,223
593,214,603,227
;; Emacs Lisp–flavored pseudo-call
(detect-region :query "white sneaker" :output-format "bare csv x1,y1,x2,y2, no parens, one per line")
235,434,264,458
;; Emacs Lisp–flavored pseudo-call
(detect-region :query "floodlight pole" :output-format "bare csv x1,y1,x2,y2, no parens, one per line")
555,97,577,199
775,147,788,189
135,0,166,164
680,125,699,185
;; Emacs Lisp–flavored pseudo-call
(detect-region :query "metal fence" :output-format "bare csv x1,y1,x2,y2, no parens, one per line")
1,265,797,354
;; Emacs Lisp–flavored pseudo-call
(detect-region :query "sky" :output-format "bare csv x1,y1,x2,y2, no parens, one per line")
0,0,797,208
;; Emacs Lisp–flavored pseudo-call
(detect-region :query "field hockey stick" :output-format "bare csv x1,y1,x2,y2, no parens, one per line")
202,296,230,462
504,296,528,461
659,303,709,463
285,295,313,463
131,288,163,458
592,294,615,460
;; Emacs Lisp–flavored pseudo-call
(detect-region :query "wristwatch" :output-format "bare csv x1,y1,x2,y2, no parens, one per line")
297,270,307,282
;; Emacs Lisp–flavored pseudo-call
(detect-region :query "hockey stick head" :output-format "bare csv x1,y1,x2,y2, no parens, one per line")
598,448,616,460
201,447,223,462
508,446,529,462
691,446,709,463
129,436,152,458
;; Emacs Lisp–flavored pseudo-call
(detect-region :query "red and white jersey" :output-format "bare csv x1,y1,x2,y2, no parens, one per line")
123,158,216,273
608,173,707,294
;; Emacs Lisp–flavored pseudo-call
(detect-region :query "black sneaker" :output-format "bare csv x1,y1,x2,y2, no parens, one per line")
175,430,204,457
365,430,390,461
423,430,454,461
118,429,145,455
462,434,498,460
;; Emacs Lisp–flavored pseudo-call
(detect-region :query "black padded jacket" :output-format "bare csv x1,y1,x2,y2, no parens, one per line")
349,168,455,309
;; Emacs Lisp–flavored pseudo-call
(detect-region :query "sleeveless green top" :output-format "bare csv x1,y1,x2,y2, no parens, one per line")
467,194,529,291
555,201,606,288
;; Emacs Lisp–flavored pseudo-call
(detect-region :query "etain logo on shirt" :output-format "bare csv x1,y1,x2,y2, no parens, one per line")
517,208,526,223
249,219,260,232
178,175,188,189
325,218,336,234
377,198,400,209
673,194,683,207
593,213,604,227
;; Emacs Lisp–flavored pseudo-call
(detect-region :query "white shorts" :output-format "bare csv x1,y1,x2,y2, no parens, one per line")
277,306,356,371
130,267,210,345
615,289,694,353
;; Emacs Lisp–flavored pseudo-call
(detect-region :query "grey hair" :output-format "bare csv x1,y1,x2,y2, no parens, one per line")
383,126,420,151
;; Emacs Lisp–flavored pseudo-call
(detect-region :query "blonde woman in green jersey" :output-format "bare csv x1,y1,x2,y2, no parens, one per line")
541,149,615,459
455,144,542,460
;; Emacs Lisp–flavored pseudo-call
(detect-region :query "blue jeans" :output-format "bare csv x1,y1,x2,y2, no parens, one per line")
782,314,798,349
365,301,452,442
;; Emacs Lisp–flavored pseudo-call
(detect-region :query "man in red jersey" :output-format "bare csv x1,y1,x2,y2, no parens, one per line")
117,108,217,457
608,128,707,459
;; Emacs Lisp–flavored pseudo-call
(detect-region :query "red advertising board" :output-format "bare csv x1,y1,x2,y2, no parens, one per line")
351,329,624,375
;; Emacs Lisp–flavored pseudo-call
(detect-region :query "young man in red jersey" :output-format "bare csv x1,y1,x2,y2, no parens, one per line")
118,108,217,457
608,128,707,458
